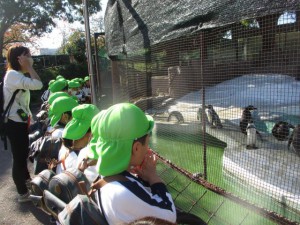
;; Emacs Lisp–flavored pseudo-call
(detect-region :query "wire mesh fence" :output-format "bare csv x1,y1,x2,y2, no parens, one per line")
98,4,300,224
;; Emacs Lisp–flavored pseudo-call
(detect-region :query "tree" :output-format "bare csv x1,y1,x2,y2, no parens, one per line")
90,13,105,33
58,28,106,63
61,31,87,63
0,23,36,61
0,0,101,56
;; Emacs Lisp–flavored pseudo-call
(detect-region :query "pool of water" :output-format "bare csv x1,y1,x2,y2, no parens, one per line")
254,112,300,134
150,127,300,224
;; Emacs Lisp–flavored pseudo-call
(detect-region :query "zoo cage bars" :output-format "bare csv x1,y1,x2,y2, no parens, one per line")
99,1,300,224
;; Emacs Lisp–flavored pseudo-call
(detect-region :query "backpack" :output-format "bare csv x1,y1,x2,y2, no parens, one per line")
0,78,20,149
29,135,63,175
57,194,108,225
29,189,67,221
48,168,91,204
30,169,56,196
56,176,128,225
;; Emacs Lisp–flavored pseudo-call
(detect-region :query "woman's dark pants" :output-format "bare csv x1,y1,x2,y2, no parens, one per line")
6,119,30,195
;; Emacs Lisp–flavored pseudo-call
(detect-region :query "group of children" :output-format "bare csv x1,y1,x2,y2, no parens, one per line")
29,74,177,225
41,75,91,104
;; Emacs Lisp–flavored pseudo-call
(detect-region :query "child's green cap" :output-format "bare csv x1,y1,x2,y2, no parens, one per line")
62,104,99,140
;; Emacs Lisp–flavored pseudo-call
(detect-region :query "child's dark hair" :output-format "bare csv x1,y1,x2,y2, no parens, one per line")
6,45,30,71
63,111,72,118
63,128,91,148
62,85,68,92
63,138,73,148
133,133,148,145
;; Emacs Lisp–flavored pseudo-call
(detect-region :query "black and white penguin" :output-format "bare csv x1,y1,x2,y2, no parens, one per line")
205,105,223,128
240,105,257,135
288,124,300,156
272,121,295,141
246,120,258,149
240,105,263,141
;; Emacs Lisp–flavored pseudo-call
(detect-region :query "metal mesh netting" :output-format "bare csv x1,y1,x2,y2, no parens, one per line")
97,1,300,224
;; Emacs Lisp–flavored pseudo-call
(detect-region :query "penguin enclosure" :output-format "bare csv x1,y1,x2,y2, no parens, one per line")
95,1,300,224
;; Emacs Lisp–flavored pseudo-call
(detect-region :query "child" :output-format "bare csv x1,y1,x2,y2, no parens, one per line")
49,96,78,138
89,103,177,225
56,104,99,174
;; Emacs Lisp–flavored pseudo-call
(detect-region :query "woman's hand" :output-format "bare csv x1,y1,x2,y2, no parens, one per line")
17,53,41,81
18,54,33,72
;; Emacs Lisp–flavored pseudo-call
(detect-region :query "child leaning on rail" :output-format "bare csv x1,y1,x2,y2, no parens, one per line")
58,104,99,174
87,103,177,225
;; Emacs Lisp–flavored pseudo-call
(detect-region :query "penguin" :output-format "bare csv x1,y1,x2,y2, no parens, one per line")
288,124,300,156
240,105,257,135
246,120,258,149
240,105,263,141
272,121,295,141
197,107,209,123
205,105,223,128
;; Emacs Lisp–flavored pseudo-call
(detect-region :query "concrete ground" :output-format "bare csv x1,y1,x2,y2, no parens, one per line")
204,120,300,214
0,118,52,225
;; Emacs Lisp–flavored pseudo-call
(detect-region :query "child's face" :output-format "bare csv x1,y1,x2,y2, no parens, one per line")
140,135,150,161
132,134,151,168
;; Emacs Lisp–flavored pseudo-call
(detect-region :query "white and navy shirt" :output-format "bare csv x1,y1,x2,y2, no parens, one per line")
96,171,177,225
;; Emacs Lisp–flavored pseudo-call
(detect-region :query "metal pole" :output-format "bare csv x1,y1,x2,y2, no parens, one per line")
82,0,97,105
200,32,207,180
94,33,104,99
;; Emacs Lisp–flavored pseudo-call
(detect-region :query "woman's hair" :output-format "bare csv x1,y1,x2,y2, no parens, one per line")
6,45,30,71
126,217,177,225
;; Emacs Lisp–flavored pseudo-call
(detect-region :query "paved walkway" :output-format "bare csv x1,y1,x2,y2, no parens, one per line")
0,115,51,225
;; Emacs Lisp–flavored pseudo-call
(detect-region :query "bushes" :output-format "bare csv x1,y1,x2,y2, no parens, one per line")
30,63,88,106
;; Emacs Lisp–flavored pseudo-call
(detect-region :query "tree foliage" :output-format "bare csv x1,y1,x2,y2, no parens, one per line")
0,0,101,57
60,31,87,63
58,29,106,63
2,23,37,57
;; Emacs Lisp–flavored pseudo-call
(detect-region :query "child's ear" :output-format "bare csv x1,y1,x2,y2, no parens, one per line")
132,141,141,156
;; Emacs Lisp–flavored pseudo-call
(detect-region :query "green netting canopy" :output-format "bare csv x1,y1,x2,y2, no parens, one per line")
104,0,300,56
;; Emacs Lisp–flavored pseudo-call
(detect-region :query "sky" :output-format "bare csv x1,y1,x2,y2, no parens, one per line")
35,0,108,50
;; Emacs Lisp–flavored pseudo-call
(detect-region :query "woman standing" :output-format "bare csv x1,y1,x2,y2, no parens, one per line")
3,45,43,202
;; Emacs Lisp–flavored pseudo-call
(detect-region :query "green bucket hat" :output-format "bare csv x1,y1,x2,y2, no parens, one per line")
49,96,79,127
48,80,55,89
48,92,70,105
93,103,154,176
87,110,107,160
47,92,70,118
56,75,64,80
49,80,68,93
62,104,99,140
71,95,79,102
68,80,81,88
78,78,84,84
